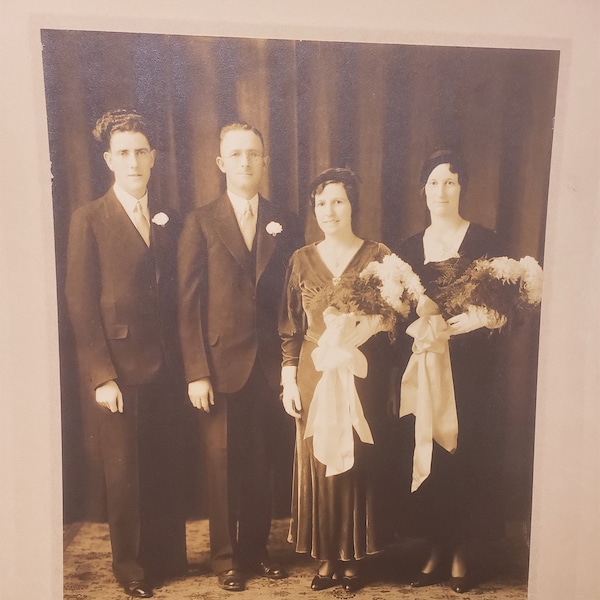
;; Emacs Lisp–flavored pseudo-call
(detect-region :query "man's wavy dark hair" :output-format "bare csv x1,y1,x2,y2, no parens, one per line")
93,109,155,151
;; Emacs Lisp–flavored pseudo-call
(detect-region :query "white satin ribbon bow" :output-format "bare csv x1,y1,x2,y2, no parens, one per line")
400,295,458,492
305,308,374,477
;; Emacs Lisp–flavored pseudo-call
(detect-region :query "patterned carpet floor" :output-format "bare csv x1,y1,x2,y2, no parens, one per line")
64,519,529,599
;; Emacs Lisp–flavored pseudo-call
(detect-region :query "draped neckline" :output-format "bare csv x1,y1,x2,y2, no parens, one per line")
423,221,471,264
312,239,366,284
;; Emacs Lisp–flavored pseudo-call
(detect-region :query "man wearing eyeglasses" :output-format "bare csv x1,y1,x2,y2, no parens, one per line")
178,122,301,592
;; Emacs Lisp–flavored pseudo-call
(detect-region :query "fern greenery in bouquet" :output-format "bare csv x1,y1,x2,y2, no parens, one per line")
435,255,543,326
323,253,425,339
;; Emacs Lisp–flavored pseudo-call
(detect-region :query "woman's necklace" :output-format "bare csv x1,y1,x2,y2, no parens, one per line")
333,246,351,268
320,237,362,283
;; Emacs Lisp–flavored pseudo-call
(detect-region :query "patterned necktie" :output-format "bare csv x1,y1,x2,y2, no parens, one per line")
240,201,255,251
133,201,150,246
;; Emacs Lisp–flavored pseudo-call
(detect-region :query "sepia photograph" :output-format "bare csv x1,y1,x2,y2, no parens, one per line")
42,29,554,599
1,2,598,600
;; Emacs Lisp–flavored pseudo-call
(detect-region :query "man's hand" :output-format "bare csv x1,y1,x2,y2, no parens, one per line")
95,380,123,413
188,377,215,412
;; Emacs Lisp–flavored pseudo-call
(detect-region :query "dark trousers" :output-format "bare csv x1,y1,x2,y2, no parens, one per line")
199,363,275,573
96,378,188,583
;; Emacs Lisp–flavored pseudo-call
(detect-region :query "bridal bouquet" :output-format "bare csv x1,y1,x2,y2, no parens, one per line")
400,254,543,492
435,255,543,326
306,254,424,477
322,253,425,338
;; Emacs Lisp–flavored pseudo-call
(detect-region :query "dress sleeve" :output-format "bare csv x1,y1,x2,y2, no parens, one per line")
398,233,425,271
465,223,502,260
375,241,392,260
278,250,305,367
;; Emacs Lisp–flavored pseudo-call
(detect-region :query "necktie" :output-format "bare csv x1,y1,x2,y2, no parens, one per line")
133,201,150,246
240,201,255,251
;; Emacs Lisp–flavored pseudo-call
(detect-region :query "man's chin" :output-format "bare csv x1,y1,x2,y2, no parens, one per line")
231,184,260,197
122,186,147,198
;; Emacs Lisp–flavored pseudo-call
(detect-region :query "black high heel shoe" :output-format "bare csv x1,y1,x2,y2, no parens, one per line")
341,574,362,592
310,573,337,591
450,575,472,594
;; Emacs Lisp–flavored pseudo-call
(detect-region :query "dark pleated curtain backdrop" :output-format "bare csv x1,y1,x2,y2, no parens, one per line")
41,30,559,526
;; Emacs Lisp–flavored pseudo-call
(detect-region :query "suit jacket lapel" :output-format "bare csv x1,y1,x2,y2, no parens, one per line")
102,188,149,251
148,197,165,282
213,193,255,279
256,196,277,283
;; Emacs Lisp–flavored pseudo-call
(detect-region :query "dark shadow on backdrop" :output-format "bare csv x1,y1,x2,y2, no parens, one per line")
40,30,559,530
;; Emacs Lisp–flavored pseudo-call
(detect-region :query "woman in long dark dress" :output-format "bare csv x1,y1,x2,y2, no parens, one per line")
398,151,506,594
279,168,393,592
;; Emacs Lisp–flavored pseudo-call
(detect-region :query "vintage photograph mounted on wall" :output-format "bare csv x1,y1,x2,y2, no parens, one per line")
41,29,558,599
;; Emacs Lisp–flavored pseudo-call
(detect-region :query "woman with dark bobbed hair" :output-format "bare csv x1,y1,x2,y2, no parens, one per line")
398,150,506,594
279,168,394,592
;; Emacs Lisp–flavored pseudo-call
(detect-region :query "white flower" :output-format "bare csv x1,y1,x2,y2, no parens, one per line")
151,212,169,226
519,256,543,305
359,253,424,316
488,256,522,283
266,221,283,236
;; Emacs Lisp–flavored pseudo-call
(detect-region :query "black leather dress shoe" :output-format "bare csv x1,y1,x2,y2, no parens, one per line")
341,574,362,592
217,569,245,592
310,573,337,590
122,580,153,598
410,568,448,588
254,561,288,579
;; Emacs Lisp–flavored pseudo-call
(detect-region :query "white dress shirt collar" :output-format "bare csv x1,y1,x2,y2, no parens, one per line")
227,190,259,220
113,183,150,223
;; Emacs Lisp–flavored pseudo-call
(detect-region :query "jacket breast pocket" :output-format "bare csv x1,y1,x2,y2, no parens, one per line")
208,332,220,347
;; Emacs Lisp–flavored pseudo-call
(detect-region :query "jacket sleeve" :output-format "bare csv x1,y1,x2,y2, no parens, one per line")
177,211,211,383
65,207,118,389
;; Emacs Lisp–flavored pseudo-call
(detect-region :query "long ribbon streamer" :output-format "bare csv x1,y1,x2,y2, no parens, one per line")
400,295,458,492
305,310,373,476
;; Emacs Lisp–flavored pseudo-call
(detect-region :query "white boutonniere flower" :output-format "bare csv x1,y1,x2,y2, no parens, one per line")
266,221,283,236
151,212,169,227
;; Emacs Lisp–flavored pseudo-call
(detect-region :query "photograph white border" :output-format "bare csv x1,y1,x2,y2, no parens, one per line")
1,2,598,599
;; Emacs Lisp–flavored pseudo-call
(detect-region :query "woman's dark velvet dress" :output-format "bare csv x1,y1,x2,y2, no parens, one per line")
279,240,394,561
398,223,506,546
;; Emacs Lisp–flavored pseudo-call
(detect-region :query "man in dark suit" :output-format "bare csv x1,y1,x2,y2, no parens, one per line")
178,122,300,592
65,109,187,598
